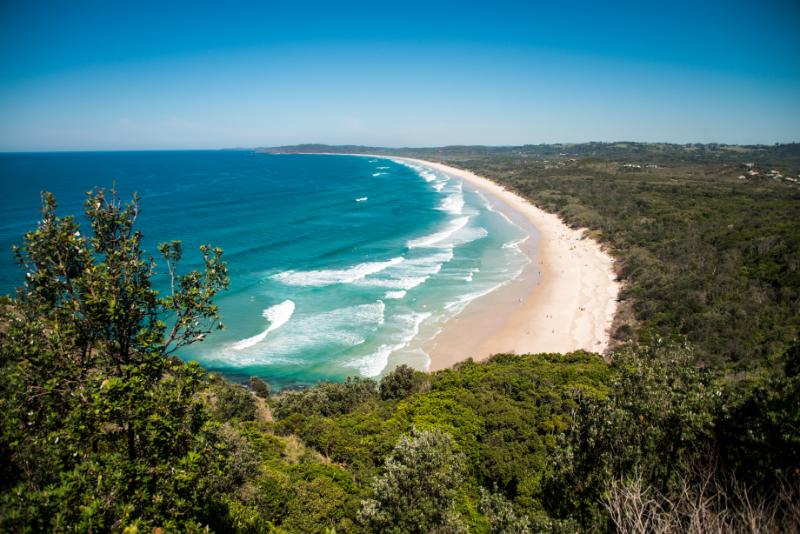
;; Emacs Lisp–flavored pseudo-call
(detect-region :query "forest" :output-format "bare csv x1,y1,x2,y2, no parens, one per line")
419,147,800,368
1,143,799,532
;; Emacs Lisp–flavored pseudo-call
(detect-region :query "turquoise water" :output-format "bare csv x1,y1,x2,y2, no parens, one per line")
0,151,528,388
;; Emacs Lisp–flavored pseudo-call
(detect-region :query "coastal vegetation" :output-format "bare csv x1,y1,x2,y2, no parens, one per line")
409,144,800,369
2,143,799,532
266,143,800,368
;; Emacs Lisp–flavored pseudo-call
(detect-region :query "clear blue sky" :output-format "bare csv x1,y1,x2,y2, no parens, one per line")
1,0,798,150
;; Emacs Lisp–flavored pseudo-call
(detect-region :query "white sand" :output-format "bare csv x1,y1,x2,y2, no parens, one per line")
390,158,620,369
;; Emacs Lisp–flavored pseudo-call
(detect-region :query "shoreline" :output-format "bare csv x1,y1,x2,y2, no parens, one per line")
387,157,620,370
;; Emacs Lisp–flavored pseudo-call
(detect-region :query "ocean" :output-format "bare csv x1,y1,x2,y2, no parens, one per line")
0,151,529,389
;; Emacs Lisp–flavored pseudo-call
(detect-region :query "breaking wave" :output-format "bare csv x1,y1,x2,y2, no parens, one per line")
231,300,295,350
273,257,405,287
407,217,470,248
346,312,431,377
357,249,455,291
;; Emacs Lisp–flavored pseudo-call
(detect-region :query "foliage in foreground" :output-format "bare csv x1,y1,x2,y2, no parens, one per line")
1,185,798,532
0,190,367,533
359,427,466,533
603,467,799,534
271,343,799,531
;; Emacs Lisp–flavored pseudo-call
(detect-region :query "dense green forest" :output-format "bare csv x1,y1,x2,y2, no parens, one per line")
409,147,800,369
2,144,799,532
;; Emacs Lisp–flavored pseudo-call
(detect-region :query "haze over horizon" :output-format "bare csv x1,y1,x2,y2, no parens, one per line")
1,0,798,151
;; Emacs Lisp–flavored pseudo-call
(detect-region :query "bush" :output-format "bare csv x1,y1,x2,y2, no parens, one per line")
359,427,466,533
379,364,429,400
479,487,532,534
544,343,719,526
272,376,378,418
211,376,257,422
715,341,800,486
249,376,271,398
603,466,800,533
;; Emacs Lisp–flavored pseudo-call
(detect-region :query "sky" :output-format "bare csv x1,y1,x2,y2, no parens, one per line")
0,0,798,150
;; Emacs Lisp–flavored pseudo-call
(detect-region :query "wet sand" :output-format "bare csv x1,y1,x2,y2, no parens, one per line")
390,158,620,370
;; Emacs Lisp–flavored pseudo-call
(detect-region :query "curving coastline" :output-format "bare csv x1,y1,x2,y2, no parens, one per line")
389,157,621,370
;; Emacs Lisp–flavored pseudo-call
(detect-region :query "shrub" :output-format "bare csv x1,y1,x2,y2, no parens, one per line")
212,378,257,422
359,427,466,533
379,364,429,400
272,376,378,418
249,376,271,398
479,487,532,534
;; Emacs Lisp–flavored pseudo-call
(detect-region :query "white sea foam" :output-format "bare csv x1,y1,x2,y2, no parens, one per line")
394,161,453,197
463,267,481,282
347,312,431,377
495,207,515,225
439,193,465,215
227,301,385,362
502,235,530,251
335,300,386,326
273,257,404,286
444,284,504,315
474,190,492,209
407,220,487,250
231,300,295,350
443,257,530,316
213,156,535,376
349,344,398,378
398,161,422,173
403,249,455,272
362,276,429,290
450,226,488,247
207,353,308,367
436,180,463,211
407,217,470,248
372,172,387,177
296,301,385,344
357,249,454,291
419,170,437,182
473,189,517,225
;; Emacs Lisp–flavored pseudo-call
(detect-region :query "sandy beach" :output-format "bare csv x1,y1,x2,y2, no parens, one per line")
390,157,621,371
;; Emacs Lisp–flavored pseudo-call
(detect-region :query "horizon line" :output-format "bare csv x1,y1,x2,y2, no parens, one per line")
1,140,798,154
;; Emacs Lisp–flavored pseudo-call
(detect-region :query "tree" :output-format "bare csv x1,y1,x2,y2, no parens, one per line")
0,188,239,530
13,188,228,460
250,376,271,398
544,342,719,527
272,376,378,418
716,340,800,486
379,364,429,400
359,427,466,533
478,487,531,534
212,376,257,422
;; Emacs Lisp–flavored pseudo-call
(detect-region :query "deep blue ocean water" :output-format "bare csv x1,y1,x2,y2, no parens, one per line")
0,151,528,388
